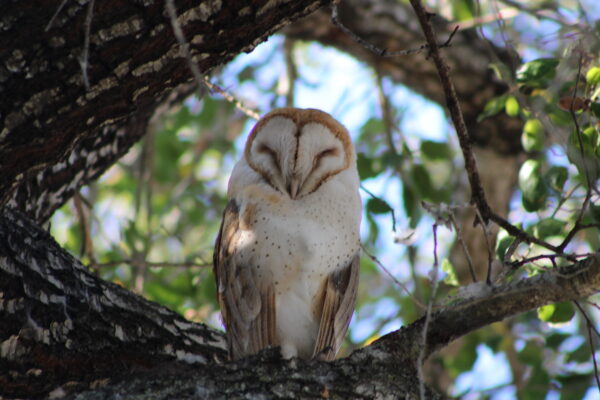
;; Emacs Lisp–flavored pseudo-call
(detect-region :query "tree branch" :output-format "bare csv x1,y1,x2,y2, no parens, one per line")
1,0,330,220
371,253,600,363
2,208,599,398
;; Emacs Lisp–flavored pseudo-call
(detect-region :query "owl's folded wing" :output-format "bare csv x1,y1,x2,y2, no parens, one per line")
213,199,277,360
311,253,360,361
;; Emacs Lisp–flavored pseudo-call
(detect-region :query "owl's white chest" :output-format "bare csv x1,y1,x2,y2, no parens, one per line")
233,175,360,357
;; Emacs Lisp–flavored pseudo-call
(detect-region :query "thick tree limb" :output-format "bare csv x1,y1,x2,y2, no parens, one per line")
2,209,598,399
0,209,226,398
0,0,330,220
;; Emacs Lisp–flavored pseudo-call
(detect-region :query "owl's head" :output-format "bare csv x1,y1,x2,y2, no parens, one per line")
244,108,355,199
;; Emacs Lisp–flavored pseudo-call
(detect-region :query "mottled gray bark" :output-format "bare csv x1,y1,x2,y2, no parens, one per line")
2,209,598,399
0,0,330,221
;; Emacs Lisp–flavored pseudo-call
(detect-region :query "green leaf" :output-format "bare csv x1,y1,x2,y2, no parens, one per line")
451,0,475,21
516,58,559,86
421,140,452,160
533,218,565,239
478,94,507,122
521,119,544,152
518,160,547,212
505,95,520,117
442,259,459,286
558,373,592,400
403,184,421,228
411,164,435,201
548,108,572,126
537,301,575,323
518,341,542,365
357,153,379,180
546,333,570,348
359,117,385,140
566,343,590,363
586,66,600,85
545,166,568,192
566,127,600,183
591,102,600,119
366,197,393,215
496,233,514,261
591,204,600,223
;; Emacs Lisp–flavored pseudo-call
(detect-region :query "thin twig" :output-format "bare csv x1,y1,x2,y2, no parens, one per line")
331,3,459,58
202,78,260,120
418,223,441,400
573,301,600,393
165,0,260,120
360,184,397,232
361,245,427,311
474,208,494,285
408,0,490,223
283,37,297,107
449,213,477,282
165,0,206,92
489,213,562,253
79,0,94,89
409,0,563,256
558,50,594,252
499,0,575,27
45,0,69,31
510,252,594,269
73,192,95,263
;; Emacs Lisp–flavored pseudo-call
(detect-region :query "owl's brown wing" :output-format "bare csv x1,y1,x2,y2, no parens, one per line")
311,253,360,361
214,199,277,360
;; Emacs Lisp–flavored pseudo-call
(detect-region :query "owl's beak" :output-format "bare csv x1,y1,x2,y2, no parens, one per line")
288,175,300,199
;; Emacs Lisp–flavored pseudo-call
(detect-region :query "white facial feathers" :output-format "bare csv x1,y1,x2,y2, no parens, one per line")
244,108,354,199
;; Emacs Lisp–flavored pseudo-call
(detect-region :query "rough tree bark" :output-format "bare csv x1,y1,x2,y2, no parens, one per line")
2,208,599,398
0,0,330,222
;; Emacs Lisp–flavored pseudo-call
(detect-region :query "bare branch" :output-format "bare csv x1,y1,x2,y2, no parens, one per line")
331,3,459,58
202,78,261,120
361,245,427,311
370,253,600,363
574,301,600,392
79,0,94,89
418,223,441,399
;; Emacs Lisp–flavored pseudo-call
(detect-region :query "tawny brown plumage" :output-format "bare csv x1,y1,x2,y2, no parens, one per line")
214,108,361,360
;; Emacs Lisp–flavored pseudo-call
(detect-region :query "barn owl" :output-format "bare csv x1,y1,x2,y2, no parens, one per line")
213,108,361,361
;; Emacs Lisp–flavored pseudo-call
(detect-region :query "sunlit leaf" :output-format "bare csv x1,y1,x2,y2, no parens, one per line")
442,259,459,286
586,66,600,85
521,119,544,152
505,95,520,117
518,160,547,212
477,94,507,121
516,58,559,87
537,301,575,323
